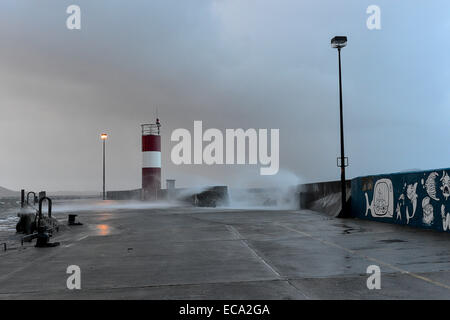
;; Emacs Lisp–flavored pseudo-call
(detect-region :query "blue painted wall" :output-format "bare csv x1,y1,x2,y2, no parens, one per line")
351,168,450,232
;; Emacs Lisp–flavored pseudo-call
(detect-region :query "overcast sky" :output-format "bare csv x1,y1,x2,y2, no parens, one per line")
0,0,449,191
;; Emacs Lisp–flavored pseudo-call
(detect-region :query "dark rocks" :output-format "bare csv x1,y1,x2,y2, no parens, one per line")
16,213,35,234
194,186,229,207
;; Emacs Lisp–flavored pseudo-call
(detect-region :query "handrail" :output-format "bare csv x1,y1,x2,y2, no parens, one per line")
37,197,52,229
141,123,161,135
26,191,36,206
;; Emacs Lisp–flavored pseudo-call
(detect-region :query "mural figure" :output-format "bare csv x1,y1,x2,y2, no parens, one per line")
356,168,450,233
441,205,450,231
424,172,439,201
422,197,434,226
395,194,405,220
405,182,418,224
440,171,450,200
365,179,394,218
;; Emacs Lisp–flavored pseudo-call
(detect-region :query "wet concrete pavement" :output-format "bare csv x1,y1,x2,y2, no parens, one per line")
1,205,450,299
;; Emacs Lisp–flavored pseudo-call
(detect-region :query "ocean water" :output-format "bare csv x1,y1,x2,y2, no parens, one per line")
0,198,21,229
0,197,22,245
0,197,174,245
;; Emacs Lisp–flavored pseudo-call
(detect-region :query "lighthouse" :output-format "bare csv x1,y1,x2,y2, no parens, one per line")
141,119,161,200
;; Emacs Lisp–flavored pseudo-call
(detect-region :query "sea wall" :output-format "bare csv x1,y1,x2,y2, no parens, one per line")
107,189,142,200
106,186,229,208
351,168,450,232
299,181,351,217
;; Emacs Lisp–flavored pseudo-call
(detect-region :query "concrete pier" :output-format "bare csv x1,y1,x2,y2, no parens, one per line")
2,203,450,299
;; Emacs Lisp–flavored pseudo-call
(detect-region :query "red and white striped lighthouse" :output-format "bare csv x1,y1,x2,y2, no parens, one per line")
141,119,161,200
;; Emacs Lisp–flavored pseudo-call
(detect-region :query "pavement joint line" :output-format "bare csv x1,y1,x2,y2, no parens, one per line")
225,225,283,279
0,247,63,284
284,278,311,300
0,278,289,296
77,235,89,241
0,230,86,282
277,223,450,291
225,225,244,240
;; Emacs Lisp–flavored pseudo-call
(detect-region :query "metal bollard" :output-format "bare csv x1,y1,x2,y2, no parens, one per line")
68,214,83,226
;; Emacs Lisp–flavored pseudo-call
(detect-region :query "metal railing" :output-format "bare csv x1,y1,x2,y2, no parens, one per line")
141,123,160,135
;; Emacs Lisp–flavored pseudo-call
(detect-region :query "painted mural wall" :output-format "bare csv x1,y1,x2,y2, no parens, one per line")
351,168,450,232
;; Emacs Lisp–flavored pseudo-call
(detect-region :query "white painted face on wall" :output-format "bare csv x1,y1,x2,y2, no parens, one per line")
374,197,388,216
440,171,450,200
365,179,394,218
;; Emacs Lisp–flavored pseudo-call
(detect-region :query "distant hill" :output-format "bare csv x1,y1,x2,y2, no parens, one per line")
0,186,19,198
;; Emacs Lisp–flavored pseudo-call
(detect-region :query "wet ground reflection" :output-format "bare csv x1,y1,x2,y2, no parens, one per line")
95,224,111,236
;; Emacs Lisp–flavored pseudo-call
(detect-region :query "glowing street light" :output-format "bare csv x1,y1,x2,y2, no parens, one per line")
100,133,108,200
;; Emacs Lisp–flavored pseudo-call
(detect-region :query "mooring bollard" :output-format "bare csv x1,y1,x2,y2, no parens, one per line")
68,214,83,226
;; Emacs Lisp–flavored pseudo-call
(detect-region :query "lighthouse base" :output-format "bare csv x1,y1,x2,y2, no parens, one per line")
142,188,160,201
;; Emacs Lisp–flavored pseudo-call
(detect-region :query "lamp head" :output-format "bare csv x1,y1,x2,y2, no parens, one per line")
100,133,108,140
331,36,347,49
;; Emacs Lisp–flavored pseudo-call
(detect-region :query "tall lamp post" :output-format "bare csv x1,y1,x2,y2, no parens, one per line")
100,133,108,200
331,36,349,217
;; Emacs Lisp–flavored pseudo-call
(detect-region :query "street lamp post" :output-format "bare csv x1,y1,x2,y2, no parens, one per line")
100,133,108,200
331,36,349,217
